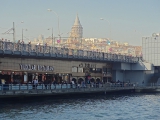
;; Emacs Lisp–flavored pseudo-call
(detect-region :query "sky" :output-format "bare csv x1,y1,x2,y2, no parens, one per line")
0,0,160,45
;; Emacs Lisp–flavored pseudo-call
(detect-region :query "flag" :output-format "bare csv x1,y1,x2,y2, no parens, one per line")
108,47,112,52
57,39,61,43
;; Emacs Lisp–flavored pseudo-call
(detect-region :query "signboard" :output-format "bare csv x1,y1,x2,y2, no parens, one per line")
19,64,54,71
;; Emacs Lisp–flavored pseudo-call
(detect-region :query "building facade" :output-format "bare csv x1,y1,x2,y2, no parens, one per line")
142,33,160,84
0,57,112,84
142,33,160,66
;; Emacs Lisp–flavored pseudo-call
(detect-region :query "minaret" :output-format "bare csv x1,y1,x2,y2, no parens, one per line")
70,14,83,38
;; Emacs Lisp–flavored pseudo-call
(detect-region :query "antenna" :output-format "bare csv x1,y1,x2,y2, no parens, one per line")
2,22,15,42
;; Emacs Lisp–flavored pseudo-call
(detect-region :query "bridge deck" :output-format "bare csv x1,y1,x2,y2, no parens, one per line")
0,41,139,63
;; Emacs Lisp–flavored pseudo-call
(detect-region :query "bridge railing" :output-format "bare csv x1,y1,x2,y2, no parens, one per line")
0,83,135,91
0,41,139,63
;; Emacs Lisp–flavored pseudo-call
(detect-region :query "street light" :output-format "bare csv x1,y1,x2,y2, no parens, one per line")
100,18,111,39
21,21,27,41
22,29,27,41
48,28,54,47
47,9,60,38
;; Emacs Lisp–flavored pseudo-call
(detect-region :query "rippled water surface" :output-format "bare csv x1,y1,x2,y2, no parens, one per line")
0,93,160,120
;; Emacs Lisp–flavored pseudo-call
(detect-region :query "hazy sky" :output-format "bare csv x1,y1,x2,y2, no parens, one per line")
0,0,160,45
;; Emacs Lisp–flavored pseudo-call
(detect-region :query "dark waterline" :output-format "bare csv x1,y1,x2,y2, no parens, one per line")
0,93,160,120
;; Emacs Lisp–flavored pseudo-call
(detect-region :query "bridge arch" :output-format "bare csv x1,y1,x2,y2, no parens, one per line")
90,78,95,82
96,78,101,83
72,78,77,83
78,78,84,84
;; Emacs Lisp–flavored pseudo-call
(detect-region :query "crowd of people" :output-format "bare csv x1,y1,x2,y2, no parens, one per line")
29,79,135,90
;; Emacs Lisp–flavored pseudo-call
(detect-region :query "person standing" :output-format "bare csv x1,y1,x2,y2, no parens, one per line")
32,78,37,89
32,79,35,89
35,78,38,89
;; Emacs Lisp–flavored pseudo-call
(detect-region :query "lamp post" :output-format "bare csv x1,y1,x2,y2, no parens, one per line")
48,28,54,47
17,21,24,42
100,18,111,39
47,9,60,38
22,29,27,41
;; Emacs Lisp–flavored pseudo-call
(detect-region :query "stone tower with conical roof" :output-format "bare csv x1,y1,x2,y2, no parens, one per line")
67,14,83,49
70,14,83,38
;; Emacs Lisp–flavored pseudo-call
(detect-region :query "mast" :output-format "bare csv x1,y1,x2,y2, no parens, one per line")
13,22,15,43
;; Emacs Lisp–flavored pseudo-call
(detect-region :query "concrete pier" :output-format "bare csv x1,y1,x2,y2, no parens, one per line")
0,84,160,98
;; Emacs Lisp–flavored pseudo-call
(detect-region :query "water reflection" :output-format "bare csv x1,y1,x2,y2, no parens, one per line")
0,93,160,120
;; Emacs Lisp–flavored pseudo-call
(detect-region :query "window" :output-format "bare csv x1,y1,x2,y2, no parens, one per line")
89,68,102,73
72,67,77,72
78,67,83,73
103,68,107,73
107,68,112,74
90,68,96,73
96,68,102,73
